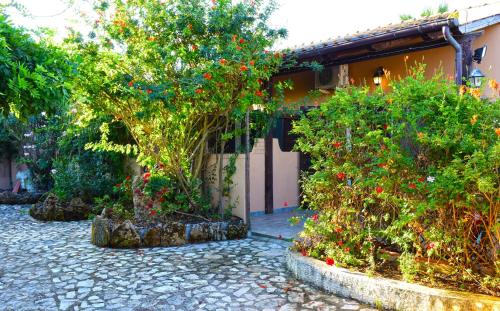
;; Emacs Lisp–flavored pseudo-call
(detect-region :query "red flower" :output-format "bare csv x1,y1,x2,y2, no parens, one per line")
257,79,263,84
203,73,212,80
417,177,425,183
128,81,134,87
383,124,388,130
159,197,166,203
377,163,387,169
147,89,153,94
301,249,307,256
325,257,335,266
240,65,248,72
143,172,151,183
408,182,417,189
239,38,245,44
345,247,351,253
335,227,343,233
283,201,288,207
249,60,255,66
337,240,344,246
146,202,153,209
311,214,319,222
149,210,157,216
426,242,435,250
134,188,141,194
191,44,198,51
219,58,227,65
115,183,122,188
126,176,131,181
255,90,263,97
336,172,346,180
232,34,237,42
332,141,342,149
375,186,383,194
195,88,203,94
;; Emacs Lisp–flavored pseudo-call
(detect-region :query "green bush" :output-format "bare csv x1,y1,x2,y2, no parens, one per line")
292,64,499,293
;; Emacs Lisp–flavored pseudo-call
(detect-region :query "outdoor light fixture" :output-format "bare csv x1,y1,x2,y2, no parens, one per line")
373,67,384,86
469,68,485,88
473,45,487,64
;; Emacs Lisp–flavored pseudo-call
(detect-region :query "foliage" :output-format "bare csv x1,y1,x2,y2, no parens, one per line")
70,0,287,215
292,64,500,293
0,13,74,118
52,115,129,201
400,3,449,21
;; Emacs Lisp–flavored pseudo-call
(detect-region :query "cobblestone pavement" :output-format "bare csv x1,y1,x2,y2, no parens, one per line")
0,205,376,311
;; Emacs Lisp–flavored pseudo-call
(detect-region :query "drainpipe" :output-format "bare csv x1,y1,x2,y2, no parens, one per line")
442,26,463,85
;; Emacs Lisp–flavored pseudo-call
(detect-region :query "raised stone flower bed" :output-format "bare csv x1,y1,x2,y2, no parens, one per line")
90,214,248,248
0,191,44,205
286,250,500,311
29,193,90,221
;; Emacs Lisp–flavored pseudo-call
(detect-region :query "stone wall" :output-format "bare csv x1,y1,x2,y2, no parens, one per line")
91,215,248,248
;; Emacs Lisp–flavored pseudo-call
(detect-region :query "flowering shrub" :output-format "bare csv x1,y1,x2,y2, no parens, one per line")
292,64,499,293
71,0,288,215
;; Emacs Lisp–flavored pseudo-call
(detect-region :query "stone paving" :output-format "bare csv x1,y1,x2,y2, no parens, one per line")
0,205,376,311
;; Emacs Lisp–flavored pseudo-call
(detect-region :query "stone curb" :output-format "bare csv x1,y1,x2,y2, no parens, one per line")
286,250,500,311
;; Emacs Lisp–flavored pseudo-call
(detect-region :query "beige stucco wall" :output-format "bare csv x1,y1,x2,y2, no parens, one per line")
272,139,300,210
473,24,500,97
208,137,300,219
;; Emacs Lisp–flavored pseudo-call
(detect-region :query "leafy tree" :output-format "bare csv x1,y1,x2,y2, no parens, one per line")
0,12,74,118
71,0,287,215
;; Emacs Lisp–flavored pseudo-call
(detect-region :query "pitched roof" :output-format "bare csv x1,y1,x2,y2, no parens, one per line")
286,12,459,59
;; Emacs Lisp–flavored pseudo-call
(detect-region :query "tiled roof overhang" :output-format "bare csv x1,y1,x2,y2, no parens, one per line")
278,14,462,75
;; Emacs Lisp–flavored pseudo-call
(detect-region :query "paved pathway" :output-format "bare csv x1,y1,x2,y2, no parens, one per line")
0,205,375,311
251,209,312,240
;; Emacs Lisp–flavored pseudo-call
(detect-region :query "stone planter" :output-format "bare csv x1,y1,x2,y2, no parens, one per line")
91,215,247,249
29,194,90,221
286,250,500,311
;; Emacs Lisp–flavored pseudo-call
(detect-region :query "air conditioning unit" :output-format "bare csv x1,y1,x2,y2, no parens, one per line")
315,65,340,90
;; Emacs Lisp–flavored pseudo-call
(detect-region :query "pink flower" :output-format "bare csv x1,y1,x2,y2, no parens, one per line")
311,214,319,222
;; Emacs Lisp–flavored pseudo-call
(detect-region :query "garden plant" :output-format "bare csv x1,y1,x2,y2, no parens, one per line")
291,63,500,295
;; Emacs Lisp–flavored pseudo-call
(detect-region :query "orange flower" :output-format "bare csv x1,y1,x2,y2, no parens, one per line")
191,44,198,51
488,79,499,91
387,98,393,105
195,88,203,94
219,58,227,65
232,34,237,42
240,65,248,72
239,38,245,44
147,36,156,42
469,88,481,99
255,90,263,97
459,85,467,96
495,128,500,137
417,132,424,139
203,73,212,80
470,114,478,125
249,60,255,66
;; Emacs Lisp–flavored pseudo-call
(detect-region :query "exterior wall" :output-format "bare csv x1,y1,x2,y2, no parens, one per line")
0,158,19,191
472,24,500,97
272,139,300,211
208,137,300,220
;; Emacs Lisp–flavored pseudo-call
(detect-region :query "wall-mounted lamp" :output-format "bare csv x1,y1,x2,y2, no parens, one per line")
373,67,384,86
469,68,485,88
469,45,487,88
473,45,487,64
